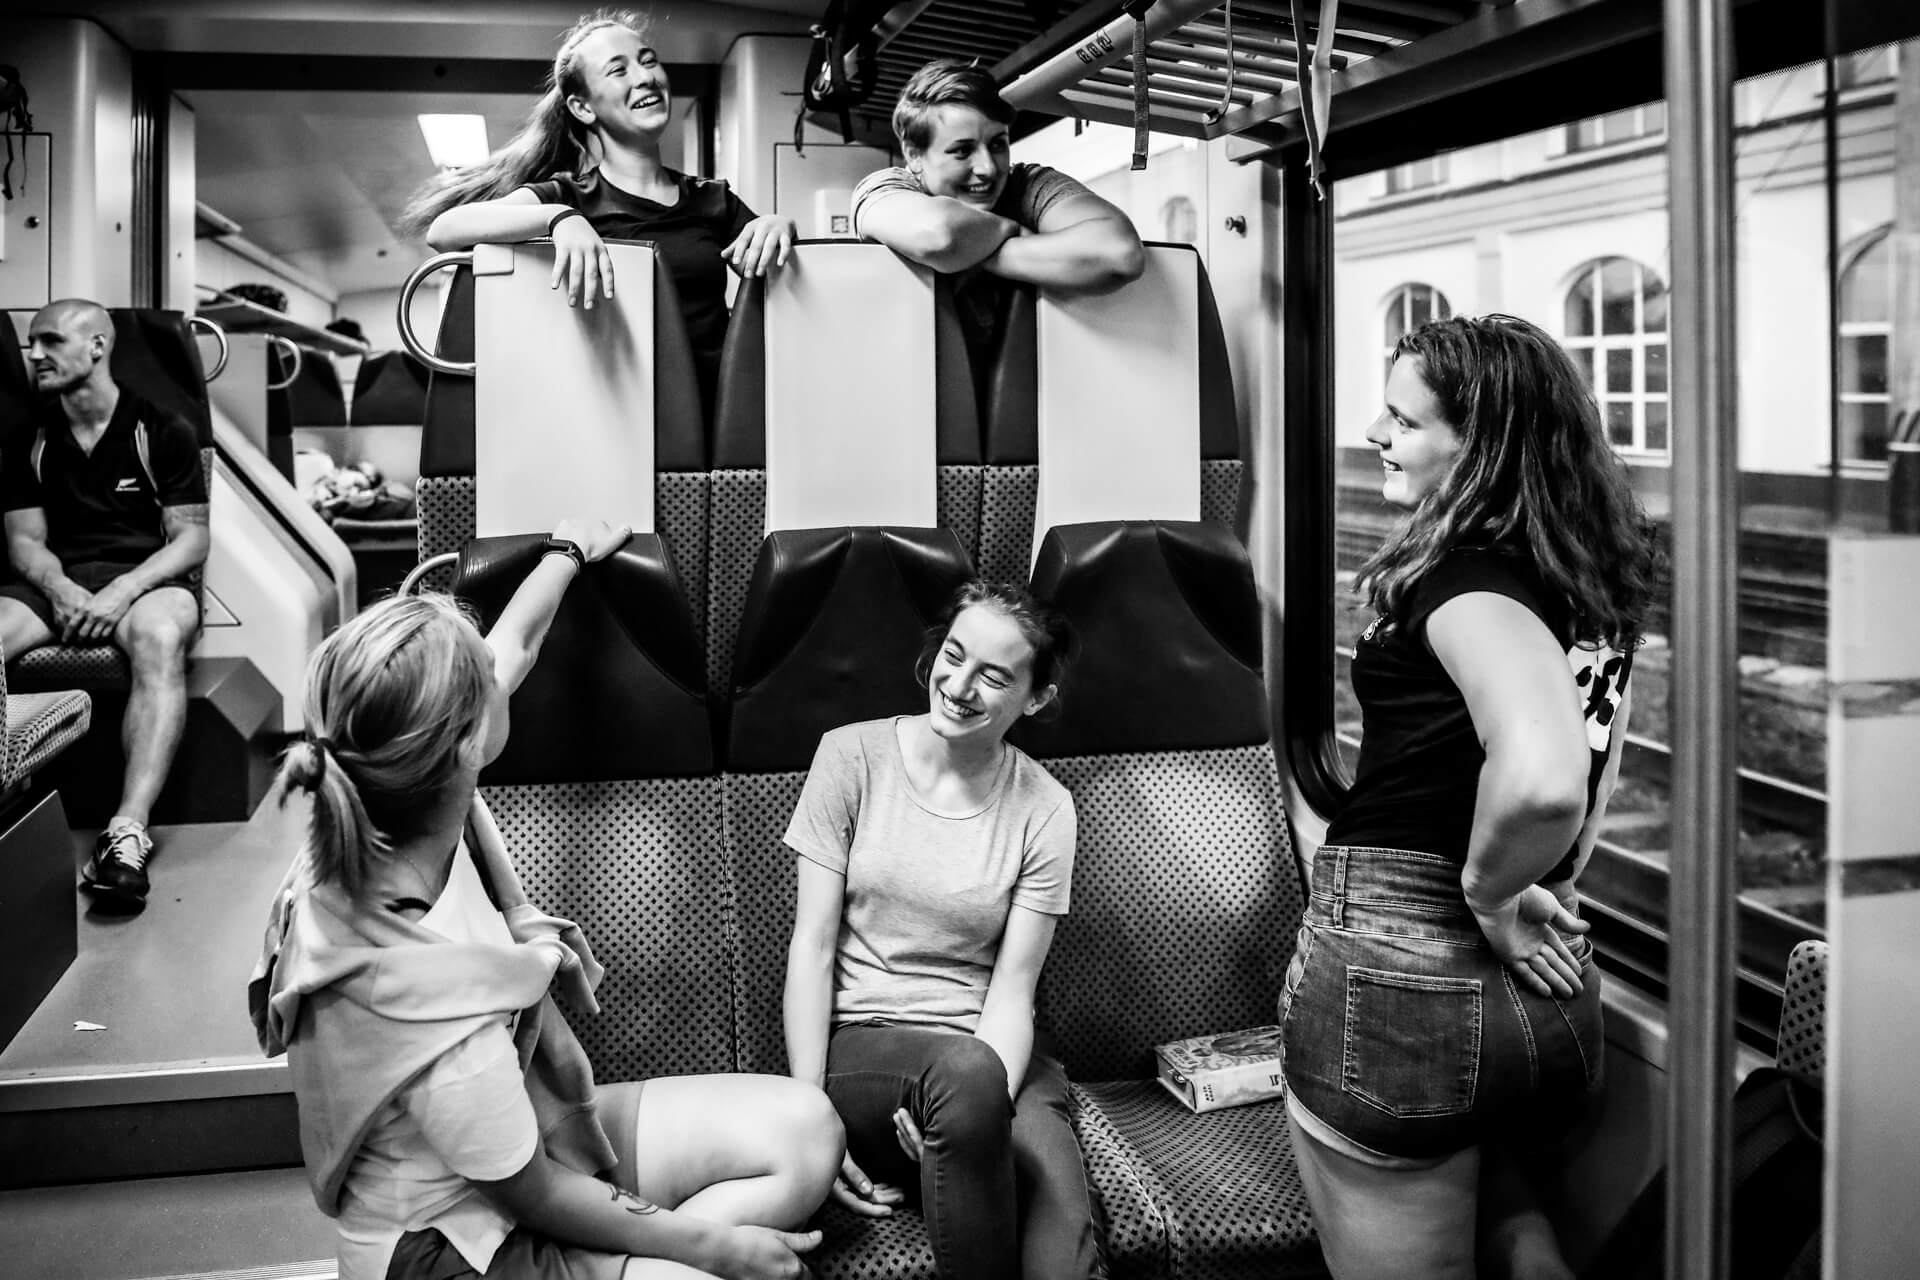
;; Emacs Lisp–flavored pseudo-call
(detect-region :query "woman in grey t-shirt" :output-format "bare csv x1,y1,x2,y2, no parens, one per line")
783,581,1098,1280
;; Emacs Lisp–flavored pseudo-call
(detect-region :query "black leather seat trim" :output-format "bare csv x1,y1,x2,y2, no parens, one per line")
1013,520,1268,758
455,532,713,781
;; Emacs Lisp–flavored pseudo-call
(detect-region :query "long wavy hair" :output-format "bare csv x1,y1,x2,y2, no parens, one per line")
398,10,652,239
1357,314,1658,649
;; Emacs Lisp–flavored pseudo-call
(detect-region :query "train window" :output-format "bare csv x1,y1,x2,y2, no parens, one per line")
1319,40,1920,1001
1017,120,1209,251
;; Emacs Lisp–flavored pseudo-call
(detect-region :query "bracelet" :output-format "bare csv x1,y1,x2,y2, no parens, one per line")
547,207,588,237
541,537,588,572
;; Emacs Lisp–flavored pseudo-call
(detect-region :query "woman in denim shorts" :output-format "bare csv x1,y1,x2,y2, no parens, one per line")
1278,315,1657,1278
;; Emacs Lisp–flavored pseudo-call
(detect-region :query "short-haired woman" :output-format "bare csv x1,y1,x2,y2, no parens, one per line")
782,582,1101,1280
1278,315,1658,1278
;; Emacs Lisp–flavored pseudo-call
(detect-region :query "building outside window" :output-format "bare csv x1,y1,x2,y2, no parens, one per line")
1382,284,1452,378
1562,256,1670,453
1837,44,1897,90
1839,229,1892,464
1566,102,1667,152
1383,155,1447,195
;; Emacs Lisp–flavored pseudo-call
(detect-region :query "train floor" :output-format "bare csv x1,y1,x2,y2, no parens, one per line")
0,805,339,1279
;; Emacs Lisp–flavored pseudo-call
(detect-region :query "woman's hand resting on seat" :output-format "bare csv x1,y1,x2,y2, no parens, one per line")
548,215,615,309
828,1150,906,1218
723,215,797,278
549,517,632,563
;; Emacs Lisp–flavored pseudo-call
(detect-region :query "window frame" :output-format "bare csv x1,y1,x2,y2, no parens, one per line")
1561,256,1672,456
1837,227,1892,468
1564,101,1669,153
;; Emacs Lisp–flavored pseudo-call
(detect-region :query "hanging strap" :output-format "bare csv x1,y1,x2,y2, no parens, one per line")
1123,0,1155,170
1290,0,1340,198
1204,0,1237,125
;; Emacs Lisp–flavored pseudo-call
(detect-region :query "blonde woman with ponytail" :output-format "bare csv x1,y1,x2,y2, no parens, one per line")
399,10,795,418
251,518,841,1280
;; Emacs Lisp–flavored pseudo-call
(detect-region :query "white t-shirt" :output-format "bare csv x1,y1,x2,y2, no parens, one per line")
784,717,1076,1033
333,846,540,1280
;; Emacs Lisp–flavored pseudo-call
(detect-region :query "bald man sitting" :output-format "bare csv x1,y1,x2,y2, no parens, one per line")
2,299,209,910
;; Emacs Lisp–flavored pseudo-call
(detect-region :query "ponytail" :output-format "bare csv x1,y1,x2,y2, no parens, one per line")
397,10,650,240
275,594,494,901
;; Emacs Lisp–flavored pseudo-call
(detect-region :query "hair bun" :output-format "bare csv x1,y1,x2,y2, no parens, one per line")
284,739,328,792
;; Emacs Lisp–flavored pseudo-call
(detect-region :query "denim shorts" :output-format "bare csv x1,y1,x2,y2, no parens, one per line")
1277,845,1604,1168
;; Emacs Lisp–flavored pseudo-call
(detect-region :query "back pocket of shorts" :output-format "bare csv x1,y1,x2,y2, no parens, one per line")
1342,967,1483,1119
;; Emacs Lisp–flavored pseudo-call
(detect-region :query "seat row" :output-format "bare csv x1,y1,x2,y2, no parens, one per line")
451,515,1323,1279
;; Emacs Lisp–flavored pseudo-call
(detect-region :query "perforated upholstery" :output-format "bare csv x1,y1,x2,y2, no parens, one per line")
484,780,735,1081
706,469,765,696
936,465,983,572
809,1205,940,1280
1777,939,1829,1086
722,770,808,1076
1074,1082,1321,1279
1200,459,1245,538
1072,1089,1173,1280
414,475,474,591
5,690,92,784
1039,747,1300,1080
657,473,709,643
11,646,127,690
978,465,1039,588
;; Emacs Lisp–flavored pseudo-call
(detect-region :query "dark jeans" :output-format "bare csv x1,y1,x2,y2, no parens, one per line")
1278,844,1605,1165
825,1023,1103,1280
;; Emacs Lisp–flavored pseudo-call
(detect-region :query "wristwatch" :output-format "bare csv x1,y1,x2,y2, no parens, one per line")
541,537,588,572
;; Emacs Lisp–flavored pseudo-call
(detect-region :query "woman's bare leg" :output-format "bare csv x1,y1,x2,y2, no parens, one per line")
1287,1110,1480,1280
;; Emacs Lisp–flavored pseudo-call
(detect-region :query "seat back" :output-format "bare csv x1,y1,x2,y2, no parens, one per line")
1019,521,1297,1080
723,525,972,1074
977,247,1245,587
453,534,732,1083
350,351,431,427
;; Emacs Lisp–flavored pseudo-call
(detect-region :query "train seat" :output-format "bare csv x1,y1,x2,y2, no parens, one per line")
0,316,36,428
451,532,733,1084
720,524,973,1280
978,246,1247,587
707,245,985,697
348,350,430,427
414,244,710,639
1019,519,1319,1279
0,657,92,1053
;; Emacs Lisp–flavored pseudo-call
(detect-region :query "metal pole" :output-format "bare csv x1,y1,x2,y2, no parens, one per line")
1663,0,1739,1275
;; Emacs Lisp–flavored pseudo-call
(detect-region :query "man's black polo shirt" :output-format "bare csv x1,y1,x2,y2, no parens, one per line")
1,388,207,566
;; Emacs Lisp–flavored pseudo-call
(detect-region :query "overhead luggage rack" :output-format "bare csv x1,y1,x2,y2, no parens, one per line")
842,0,1504,146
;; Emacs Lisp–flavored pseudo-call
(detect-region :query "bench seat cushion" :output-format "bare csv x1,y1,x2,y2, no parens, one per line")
10,645,128,692
1073,1080,1323,1280
6,690,92,783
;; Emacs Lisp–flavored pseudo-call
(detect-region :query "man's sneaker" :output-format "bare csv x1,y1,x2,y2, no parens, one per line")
80,824,155,909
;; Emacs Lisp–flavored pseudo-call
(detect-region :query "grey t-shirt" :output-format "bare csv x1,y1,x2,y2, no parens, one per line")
848,162,1091,240
784,717,1076,1033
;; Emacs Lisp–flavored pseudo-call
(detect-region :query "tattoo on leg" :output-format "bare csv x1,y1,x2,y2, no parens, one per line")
610,1184,660,1215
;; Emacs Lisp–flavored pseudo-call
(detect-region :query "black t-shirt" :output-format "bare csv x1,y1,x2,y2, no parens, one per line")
1327,548,1621,881
1,388,207,565
521,169,755,411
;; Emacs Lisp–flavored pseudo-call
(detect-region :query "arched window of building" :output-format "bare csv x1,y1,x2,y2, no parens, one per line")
1382,284,1452,378
1839,228,1891,464
1562,257,1670,453
1159,195,1198,244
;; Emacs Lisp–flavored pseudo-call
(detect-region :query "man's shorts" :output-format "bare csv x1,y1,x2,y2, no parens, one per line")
0,561,200,640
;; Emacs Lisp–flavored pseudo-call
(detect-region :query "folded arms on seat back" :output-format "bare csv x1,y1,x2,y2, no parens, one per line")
453,533,712,783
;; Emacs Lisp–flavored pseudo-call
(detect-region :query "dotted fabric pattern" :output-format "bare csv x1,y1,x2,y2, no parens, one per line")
1072,1091,1174,1280
1776,939,1829,1086
706,469,767,697
936,464,983,572
1039,747,1302,1081
4,689,92,784
416,475,476,593
978,465,1040,589
1200,460,1245,538
811,1202,940,1280
483,779,736,1082
11,645,128,692
655,471,709,651
1074,1081,1323,1280
721,770,809,1075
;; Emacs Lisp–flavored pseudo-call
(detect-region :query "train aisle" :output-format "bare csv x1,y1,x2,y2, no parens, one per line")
0,800,337,1278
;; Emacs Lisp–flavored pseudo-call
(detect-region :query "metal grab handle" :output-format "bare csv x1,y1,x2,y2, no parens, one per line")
188,314,230,382
400,551,459,596
397,252,475,377
265,335,303,391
